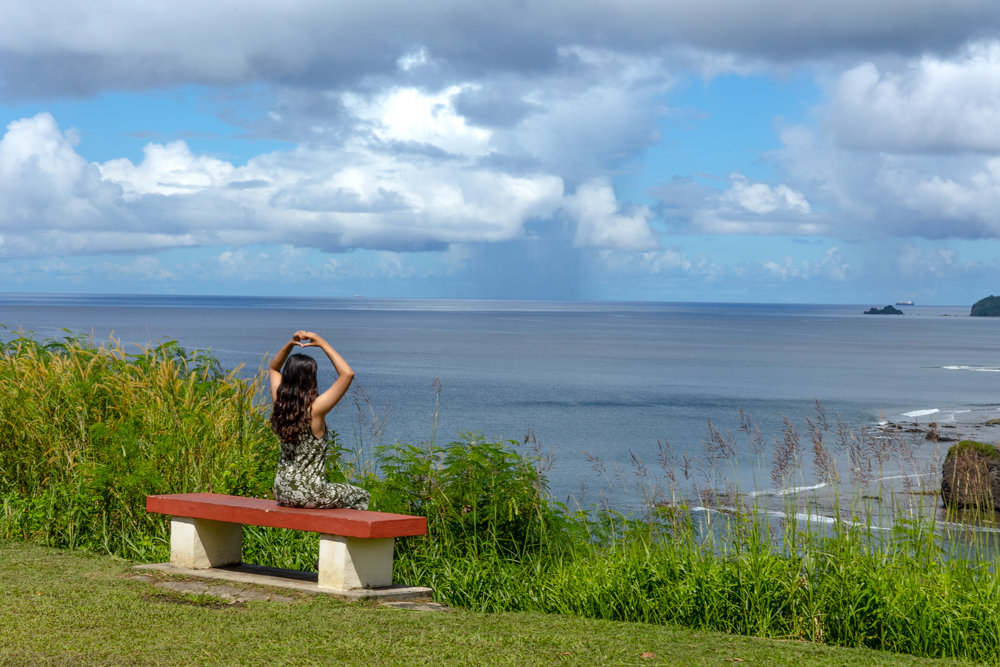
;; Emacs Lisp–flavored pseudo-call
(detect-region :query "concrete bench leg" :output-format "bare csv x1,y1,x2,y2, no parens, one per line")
318,534,394,590
170,516,242,569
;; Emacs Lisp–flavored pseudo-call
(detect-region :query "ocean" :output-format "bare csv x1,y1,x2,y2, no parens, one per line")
2,294,997,506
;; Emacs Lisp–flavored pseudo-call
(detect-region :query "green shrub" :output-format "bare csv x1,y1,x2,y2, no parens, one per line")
945,439,1000,460
367,434,573,557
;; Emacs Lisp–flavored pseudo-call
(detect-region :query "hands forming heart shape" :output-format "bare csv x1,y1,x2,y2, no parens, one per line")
293,330,317,347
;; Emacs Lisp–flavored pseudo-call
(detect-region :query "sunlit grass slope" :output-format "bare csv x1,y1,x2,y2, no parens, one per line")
0,540,978,667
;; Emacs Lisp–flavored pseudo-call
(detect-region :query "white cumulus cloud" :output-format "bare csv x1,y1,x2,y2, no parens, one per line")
725,173,810,215
770,121,1000,239
343,85,492,157
100,141,238,198
762,246,852,281
831,42,1000,152
665,173,824,236
0,110,579,258
565,179,659,251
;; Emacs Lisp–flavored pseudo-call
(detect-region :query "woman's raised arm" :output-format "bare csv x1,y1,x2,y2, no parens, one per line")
297,331,354,419
268,334,301,402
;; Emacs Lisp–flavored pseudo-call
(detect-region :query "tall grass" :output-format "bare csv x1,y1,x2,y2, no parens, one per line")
3,331,1000,663
0,331,280,559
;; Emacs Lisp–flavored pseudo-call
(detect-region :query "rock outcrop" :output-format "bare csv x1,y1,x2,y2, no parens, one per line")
941,441,1000,511
971,295,1000,317
864,305,904,315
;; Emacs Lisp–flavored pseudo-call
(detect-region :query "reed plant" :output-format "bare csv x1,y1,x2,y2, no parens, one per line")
4,331,1000,663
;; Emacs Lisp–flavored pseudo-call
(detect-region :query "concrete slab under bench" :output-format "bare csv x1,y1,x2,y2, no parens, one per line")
134,562,433,601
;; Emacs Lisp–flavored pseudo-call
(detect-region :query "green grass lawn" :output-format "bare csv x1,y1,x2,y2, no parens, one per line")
0,540,984,667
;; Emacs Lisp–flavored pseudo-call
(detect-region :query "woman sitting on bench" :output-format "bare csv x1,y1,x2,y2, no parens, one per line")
268,330,370,510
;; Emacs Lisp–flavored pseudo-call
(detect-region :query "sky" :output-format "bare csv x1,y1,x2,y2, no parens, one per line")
2,1,1000,303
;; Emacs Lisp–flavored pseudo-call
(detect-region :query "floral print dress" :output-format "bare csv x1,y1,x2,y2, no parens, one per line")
273,426,370,510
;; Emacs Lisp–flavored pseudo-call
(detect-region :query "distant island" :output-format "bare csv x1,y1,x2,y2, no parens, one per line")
971,295,1000,316
865,305,904,315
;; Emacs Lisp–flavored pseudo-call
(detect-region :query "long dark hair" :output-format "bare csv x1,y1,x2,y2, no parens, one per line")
270,354,319,443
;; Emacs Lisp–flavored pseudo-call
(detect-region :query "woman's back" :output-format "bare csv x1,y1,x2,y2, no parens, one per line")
278,426,328,479
273,426,369,510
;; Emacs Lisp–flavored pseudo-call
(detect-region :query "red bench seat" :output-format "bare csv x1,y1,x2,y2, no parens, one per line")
146,493,426,538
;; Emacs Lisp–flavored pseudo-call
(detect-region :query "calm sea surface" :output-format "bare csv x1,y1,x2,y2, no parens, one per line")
2,295,998,504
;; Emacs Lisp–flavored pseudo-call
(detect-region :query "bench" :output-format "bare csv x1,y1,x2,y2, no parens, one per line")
146,493,427,591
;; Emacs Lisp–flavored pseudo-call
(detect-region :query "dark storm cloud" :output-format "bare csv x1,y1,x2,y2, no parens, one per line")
0,0,996,98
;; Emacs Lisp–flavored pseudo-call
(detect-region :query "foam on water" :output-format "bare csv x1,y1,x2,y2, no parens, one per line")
694,505,1000,535
750,482,829,498
879,472,936,482
938,410,971,423
902,408,939,418
690,506,890,530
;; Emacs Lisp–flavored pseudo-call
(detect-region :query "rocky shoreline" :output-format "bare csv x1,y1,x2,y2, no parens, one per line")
872,416,1000,511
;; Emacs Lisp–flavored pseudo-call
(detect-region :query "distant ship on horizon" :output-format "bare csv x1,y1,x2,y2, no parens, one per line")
896,300,914,306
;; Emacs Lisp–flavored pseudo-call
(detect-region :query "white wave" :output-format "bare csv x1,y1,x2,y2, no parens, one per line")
690,506,889,530
748,482,828,498
878,472,936,481
902,408,939,418
939,409,971,423
691,506,1000,536
744,474,934,499
760,512,1000,535
772,510,884,527
774,482,828,496
939,521,1000,534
